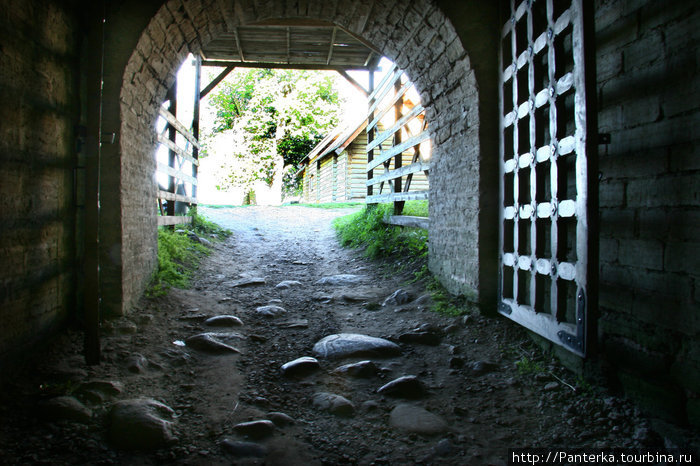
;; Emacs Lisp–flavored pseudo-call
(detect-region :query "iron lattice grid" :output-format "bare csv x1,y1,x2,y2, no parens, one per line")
498,0,591,356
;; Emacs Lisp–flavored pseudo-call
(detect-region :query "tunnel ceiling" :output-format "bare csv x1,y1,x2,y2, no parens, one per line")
200,21,380,70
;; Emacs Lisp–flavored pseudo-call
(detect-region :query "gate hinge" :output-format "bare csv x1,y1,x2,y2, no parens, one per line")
557,289,586,356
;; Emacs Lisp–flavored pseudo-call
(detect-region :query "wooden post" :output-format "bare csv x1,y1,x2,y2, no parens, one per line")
366,69,375,200
393,79,404,215
192,54,201,203
83,0,104,365
166,84,177,218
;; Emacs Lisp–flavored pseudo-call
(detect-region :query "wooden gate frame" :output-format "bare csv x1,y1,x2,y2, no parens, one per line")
498,0,598,357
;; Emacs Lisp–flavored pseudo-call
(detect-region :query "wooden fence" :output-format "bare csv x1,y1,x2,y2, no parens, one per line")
365,63,429,226
156,104,199,226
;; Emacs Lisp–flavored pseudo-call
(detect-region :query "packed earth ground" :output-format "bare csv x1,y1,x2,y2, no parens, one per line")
0,206,687,465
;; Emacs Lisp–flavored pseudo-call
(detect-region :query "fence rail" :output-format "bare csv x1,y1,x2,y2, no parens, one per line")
156,103,198,226
365,64,429,219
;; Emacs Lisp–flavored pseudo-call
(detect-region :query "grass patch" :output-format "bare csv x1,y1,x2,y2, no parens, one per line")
333,204,428,260
401,200,428,217
148,208,231,297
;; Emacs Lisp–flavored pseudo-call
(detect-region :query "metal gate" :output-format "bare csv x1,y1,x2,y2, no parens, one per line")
498,0,596,356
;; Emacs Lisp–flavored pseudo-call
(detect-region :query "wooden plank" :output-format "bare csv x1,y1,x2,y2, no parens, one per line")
367,79,414,131
367,104,424,152
367,63,399,102
157,162,198,185
157,133,200,166
158,190,197,204
200,65,235,99
385,215,429,229
366,162,430,186
367,131,431,172
158,107,201,149
326,27,336,65
366,191,429,204
158,216,193,226
366,69,403,118
202,60,373,71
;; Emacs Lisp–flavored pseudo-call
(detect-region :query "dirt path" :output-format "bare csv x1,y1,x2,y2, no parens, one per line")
0,206,664,465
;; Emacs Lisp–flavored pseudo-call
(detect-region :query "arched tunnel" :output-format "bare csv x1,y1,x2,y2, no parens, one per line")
1,0,698,462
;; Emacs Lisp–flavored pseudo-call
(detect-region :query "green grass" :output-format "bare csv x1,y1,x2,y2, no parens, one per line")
401,200,428,217
333,203,428,260
148,208,231,297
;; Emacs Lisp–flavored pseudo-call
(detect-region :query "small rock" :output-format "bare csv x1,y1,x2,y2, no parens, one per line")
127,353,149,373
267,412,294,427
232,420,275,440
434,438,454,456
315,274,365,286
185,333,241,354
276,319,309,329
471,361,498,375
38,396,93,424
544,382,559,391
389,404,447,436
276,280,302,289
80,380,123,396
382,289,411,306
461,315,473,326
362,400,380,412
332,360,379,378
281,357,320,377
117,321,138,335
340,293,374,302
229,277,266,287
199,237,212,247
221,439,267,458
312,392,355,417
312,333,401,359
377,375,427,399
254,305,287,317
205,315,244,327
109,398,176,450
415,294,432,305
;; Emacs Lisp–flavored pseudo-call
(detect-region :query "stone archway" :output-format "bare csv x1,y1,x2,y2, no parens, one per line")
112,0,495,315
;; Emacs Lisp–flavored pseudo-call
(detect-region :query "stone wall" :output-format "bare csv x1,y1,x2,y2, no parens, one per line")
0,0,80,365
117,0,489,313
594,0,700,426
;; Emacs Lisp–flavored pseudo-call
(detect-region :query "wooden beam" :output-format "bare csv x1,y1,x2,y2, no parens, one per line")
367,131,431,172
385,215,429,229
158,216,193,226
368,78,413,131
157,133,199,166
336,70,368,97
327,27,337,65
158,190,197,204
286,27,291,64
202,60,373,71
158,107,201,149
157,162,198,185
192,54,201,200
366,191,429,204
366,162,429,187
200,64,235,99
367,104,424,152
233,27,245,62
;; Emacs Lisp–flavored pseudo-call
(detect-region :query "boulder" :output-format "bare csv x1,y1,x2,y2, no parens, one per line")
312,334,401,359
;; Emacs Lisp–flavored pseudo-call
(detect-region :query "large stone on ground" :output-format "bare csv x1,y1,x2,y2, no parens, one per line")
205,315,244,327
254,305,287,317
78,380,123,403
377,375,427,399
109,398,176,450
221,439,267,457
315,274,365,286
267,412,295,427
389,404,448,436
312,392,355,417
229,277,266,287
312,334,401,359
276,280,302,289
383,289,411,306
233,420,275,440
332,360,379,378
38,396,93,424
281,356,320,377
185,333,241,354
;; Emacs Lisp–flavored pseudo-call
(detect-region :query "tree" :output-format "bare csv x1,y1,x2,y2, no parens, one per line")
203,68,341,200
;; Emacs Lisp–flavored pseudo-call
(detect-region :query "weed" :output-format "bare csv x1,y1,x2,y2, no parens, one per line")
515,356,546,376
147,208,231,297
